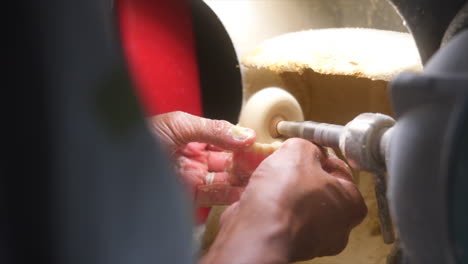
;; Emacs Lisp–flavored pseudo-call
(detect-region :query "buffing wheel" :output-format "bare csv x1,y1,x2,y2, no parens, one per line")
238,87,304,144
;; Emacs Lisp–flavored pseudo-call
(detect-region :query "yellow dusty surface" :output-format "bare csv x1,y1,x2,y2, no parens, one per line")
242,28,422,82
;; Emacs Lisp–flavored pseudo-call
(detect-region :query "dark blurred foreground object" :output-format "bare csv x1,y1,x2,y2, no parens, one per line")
388,28,468,264
4,0,193,263
386,1,468,264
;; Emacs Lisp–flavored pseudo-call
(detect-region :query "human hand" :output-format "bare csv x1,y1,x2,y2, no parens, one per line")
148,111,256,206
202,138,367,263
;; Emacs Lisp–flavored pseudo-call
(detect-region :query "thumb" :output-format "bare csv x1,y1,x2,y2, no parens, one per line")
148,111,256,150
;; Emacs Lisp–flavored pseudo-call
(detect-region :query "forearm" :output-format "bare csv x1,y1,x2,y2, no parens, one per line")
200,210,291,264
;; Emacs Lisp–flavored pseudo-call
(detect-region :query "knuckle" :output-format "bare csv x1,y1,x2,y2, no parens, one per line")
210,120,229,136
282,138,319,153
170,111,186,120
335,236,349,255
331,157,349,170
355,197,368,222
350,186,367,218
168,111,189,130
283,137,301,145
327,158,353,180
283,137,307,146
343,182,368,226
326,235,349,256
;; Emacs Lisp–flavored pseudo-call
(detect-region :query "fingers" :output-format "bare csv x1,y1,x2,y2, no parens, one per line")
280,143,352,183
192,169,244,206
274,140,351,183
338,179,368,228
148,111,256,151
322,148,365,227
321,149,353,182
177,144,233,174
206,144,224,152
180,164,244,206
207,151,232,172
272,138,325,167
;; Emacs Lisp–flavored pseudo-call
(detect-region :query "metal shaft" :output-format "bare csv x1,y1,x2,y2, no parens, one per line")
277,114,397,245
277,121,344,149
277,113,395,172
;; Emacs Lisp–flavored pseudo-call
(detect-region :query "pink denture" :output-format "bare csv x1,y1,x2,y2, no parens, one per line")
230,142,282,186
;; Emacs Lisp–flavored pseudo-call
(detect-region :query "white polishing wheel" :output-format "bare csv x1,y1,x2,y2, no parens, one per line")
239,87,304,144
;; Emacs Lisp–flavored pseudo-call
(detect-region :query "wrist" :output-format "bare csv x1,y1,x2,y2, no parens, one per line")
201,206,292,264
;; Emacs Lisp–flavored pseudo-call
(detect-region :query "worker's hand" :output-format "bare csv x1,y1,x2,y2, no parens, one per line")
201,138,367,263
148,111,256,206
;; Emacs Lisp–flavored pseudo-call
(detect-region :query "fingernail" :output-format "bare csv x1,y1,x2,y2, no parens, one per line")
229,126,255,141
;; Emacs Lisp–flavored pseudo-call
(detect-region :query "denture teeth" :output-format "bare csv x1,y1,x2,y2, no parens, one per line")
230,141,283,186
246,141,282,154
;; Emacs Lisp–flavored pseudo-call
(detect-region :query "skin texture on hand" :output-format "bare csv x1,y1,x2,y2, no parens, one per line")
148,112,366,263
201,138,367,264
148,111,256,206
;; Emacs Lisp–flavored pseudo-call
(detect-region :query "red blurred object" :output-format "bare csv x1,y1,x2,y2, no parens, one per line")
117,0,210,223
